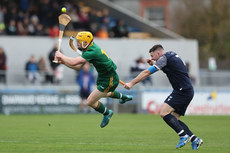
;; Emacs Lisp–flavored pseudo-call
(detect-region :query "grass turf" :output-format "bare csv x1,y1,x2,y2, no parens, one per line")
0,114,229,153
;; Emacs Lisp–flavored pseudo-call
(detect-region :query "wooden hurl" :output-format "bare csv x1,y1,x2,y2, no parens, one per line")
53,14,71,63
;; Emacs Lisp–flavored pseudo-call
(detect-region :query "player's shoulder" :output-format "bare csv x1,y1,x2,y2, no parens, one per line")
83,44,101,58
164,51,180,60
165,51,177,56
82,49,93,58
89,43,101,51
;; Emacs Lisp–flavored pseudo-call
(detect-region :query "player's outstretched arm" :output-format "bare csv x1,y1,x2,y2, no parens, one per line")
124,69,151,90
55,51,87,70
64,62,86,71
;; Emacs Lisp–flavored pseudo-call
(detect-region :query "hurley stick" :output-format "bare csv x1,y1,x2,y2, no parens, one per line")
53,14,71,63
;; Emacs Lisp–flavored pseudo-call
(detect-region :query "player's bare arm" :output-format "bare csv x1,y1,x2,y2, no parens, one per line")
55,51,87,70
64,61,86,71
124,69,151,89
55,51,87,65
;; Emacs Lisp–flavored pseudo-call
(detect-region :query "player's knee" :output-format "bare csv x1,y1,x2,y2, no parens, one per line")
160,112,167,118
160,110,170,118
106,92,112,97
160,103,174,118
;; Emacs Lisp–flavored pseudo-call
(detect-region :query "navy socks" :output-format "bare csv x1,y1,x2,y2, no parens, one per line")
179,120,197,142
163,114,186,136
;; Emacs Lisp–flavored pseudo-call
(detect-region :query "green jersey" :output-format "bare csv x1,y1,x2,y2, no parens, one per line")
82,43,117,77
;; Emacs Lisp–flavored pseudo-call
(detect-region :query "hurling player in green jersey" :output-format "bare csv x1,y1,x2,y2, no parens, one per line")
55,31,133,128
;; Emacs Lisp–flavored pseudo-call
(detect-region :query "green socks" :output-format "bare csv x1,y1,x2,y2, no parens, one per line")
111,91,128,100
94,102,109,115
94,91,130,115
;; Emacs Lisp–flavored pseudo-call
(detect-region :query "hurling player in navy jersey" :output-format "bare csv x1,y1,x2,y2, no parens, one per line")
124,44,203,150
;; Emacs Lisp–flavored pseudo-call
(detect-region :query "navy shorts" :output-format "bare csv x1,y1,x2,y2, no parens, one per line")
164,89,194,116
80,89,90,99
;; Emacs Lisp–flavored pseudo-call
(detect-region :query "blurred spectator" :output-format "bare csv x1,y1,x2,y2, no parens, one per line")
130,57,153,85
100,8,115,30
100,8,109,23
0,47,7,84
54,64,64,85
6,7,17,24
95,26,109,39
50,1,59,25
49,25,59,38
17,10,25,22
0,22,5,34
38,56,53,84
89,8,101,35
38,0,53,27
95,15,111,39
25,55,41,84
28,15,39,35
19,0,29,12
22,16,30,32
78,7,90,30
76,63,95,113
0,5,6,34
112,19,129,38
36,24,47,36
17,20,28,35
6,19,17,35
0,5,4,23
48,43,63,84
69,8,80,30
131,57,145,76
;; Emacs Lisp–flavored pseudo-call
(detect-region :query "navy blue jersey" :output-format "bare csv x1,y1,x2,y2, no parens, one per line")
155,51,193,91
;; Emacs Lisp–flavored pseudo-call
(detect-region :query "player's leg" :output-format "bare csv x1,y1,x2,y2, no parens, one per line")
160,103,187,137
84,90,91,113
80,98,84,112
175,113,195,140
160,103,189,149
105,91,133,104
174,112,203,150
28,72,34,83
87,88,108,112
87,88,113,128
79,89,84,112
103,74,133,104
191,136,203,150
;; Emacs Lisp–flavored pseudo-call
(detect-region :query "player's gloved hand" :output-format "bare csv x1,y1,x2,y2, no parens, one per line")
146,58,154,66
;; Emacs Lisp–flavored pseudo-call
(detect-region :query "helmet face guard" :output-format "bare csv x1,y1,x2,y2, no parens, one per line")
76,31,94,49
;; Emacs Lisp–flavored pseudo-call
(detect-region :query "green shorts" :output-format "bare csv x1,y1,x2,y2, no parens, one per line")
96,73,119,93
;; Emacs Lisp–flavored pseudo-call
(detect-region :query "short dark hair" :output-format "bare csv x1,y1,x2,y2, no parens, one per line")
149,44,164,53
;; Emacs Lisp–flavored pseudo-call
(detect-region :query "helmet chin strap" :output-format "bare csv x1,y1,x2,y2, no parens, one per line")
82,41,88,49
81,39,94,49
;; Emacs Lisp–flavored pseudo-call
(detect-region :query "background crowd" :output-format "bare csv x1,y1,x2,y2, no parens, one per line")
0,0,137,38
24,43,65,85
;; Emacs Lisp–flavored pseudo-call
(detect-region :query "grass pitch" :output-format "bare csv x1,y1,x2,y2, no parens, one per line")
0,114,229,153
